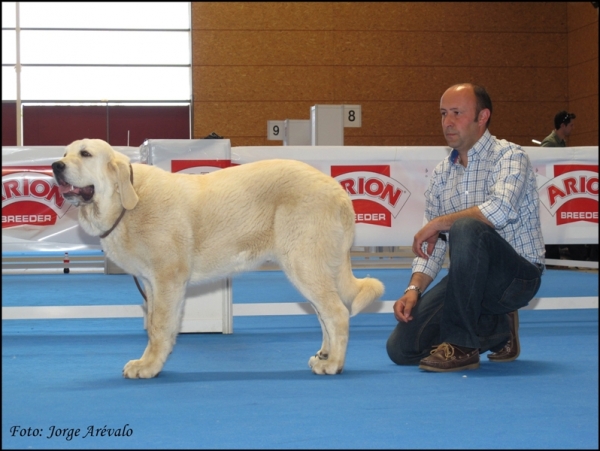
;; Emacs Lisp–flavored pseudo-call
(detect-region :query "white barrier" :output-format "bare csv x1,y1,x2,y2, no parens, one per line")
233,145,598,246
4,144,597,251
526,146,598,244
2,143,598,329
2,145,140,253
140,138,231,173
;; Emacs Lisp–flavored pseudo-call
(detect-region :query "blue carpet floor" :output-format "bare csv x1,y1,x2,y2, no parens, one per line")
2,269,599,449
2,268,599,307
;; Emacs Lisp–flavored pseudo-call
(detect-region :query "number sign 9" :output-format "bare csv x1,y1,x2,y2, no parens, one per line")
267,121,285,140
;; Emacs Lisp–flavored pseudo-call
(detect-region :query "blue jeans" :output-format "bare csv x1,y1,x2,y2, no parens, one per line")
386,217,543,365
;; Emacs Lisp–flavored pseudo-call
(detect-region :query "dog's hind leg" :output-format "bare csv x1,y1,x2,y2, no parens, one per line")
306,298,349,375
313,310,330,363
279,257,350,375
123,274,187,379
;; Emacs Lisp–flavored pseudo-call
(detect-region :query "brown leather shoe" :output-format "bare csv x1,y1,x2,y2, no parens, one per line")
419,342,480,372
488,310,520,362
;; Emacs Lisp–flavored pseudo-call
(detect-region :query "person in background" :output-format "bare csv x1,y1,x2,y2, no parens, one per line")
541,110,576,148
386,83,545,372
539,111,595,262
541,111,575,259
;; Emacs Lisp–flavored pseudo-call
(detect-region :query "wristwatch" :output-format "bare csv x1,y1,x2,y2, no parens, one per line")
404,285,422,297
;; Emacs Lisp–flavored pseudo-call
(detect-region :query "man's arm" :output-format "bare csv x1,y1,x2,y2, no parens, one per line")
412,206,494,259
397,207,493,323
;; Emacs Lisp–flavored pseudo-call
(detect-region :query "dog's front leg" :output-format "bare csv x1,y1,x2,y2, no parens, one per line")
123,276,186,379
312,310,331,362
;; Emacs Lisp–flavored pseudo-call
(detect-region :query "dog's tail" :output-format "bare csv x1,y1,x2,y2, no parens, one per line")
337,256,385,317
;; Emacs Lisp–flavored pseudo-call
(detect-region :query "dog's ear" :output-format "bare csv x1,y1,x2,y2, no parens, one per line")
112,160,139,210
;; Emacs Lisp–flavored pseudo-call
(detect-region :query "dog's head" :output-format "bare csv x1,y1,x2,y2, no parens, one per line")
52,139,138,210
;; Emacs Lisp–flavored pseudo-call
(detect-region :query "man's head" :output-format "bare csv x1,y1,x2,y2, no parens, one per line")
440,83,492,153
554,110,576,137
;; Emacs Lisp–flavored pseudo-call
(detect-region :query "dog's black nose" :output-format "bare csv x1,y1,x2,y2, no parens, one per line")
52,161,65,173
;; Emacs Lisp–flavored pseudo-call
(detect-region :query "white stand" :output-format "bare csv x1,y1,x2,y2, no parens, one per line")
284,119,311,146
180,279,232,334
142,139,234,334
311,105,344,146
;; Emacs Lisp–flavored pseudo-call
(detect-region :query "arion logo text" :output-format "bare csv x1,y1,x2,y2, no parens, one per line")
538,165,598,225
332,165,410,227
2,167,71,228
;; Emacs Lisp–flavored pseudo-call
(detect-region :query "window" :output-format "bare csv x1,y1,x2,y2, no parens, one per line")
2,2,191,145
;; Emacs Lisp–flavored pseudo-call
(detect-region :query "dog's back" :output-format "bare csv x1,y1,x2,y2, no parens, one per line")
129,160,355,280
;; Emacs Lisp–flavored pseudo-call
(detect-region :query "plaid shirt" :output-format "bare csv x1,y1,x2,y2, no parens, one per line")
413,130,545,280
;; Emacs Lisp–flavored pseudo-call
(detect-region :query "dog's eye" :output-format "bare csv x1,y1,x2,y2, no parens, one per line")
80,150,92,157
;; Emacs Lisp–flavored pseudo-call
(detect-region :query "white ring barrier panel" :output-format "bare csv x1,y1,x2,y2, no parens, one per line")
2,142,598,330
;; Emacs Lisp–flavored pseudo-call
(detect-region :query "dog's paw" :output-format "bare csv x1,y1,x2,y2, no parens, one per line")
123,359,161,379
308,353,343,375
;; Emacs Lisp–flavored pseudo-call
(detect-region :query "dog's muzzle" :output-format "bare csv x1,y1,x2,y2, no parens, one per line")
52,161,95,202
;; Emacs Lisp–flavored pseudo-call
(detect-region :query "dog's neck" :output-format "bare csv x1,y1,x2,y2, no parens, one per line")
99,163,134,239
79,164,134,238
99,207,127,239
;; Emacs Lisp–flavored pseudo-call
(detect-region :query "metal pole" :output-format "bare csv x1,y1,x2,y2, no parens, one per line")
15,2,22,146
106,101,109,143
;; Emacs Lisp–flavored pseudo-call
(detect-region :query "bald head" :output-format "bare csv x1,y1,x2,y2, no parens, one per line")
440,83,492,153
446,83,493,128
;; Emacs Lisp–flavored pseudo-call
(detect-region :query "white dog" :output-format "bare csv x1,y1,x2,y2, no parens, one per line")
52,139,384,378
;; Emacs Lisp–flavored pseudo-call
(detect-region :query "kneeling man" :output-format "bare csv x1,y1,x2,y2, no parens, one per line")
386,83,545,372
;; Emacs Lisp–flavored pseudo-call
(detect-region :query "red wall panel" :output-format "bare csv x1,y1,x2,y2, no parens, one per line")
108,106,190,146
2,102,18,146
19,105,189,147
23,105,106,146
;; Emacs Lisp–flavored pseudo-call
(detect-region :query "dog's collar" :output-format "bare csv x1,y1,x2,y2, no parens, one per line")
100,164,133,239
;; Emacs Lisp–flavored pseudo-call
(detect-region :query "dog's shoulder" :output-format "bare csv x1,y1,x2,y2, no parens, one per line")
131,162,177,182
129,163,208,199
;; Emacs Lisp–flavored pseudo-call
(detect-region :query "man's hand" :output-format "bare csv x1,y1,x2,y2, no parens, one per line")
393,291,419,323
413,208,494,259
395,273,433,323
412,219,441,259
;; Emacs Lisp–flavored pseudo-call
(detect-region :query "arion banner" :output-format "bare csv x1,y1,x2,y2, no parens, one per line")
2,146,140,253
233,145,598,246
2,143,597,252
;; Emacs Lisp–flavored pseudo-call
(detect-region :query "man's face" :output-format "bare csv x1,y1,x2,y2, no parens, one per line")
440,86,487,153
562,119,575,137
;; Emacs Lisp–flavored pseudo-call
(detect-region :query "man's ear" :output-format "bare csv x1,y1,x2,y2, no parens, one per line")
112,160,138,210
477,108,491,127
